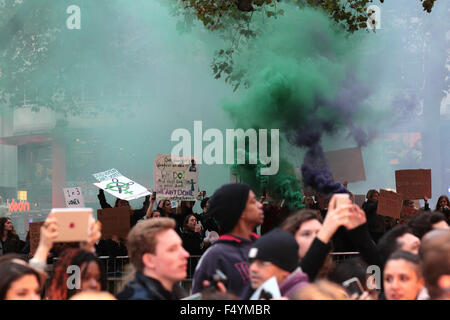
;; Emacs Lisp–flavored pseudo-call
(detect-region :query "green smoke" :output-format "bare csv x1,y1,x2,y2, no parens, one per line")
220,4,382,208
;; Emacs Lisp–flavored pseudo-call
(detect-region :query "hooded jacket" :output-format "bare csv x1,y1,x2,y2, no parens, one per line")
279,268,309,298
191,233,259,297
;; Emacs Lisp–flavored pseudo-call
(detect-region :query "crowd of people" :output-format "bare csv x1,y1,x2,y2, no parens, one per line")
0,183,449,301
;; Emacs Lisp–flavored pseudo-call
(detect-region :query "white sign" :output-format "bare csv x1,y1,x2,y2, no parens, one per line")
63,187,85,208
93,169,151,201
250,276,281,300
153,154,199,201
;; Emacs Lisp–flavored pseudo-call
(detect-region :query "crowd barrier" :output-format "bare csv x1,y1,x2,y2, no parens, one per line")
90,252,361,295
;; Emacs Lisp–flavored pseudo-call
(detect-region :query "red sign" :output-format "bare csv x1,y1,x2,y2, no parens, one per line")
7,199,30,212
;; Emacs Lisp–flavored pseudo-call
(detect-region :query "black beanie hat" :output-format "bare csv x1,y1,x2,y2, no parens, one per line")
208,183,251,234
248,228,299,273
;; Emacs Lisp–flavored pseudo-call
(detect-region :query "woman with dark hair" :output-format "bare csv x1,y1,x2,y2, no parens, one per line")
0,217,23,255
434,195,450,222
46,248,106,300
0,255,42,300
281,194,380,282
362,189,385,243
179,214,204,256
383,251,424,300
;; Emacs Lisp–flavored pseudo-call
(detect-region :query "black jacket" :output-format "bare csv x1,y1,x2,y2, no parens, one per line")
97,190,150,227
0,234,23,255
116,272,186,300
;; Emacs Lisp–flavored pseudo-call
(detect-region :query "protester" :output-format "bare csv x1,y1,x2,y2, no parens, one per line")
0,255,43,300
377,224,421,267
280,195,379,281
428,211,449,230
292,280,349,300
361,189,385,243
116,218,189,300
146,210,161,219
434,195,450,222
328,257,379,300
179,214,205,256
383,251,424,300
46,248,106,300
407,211,449,240
0,218,23,255
97,189,153,227
419,229,450,300
242,228,308,299
192,183,264,297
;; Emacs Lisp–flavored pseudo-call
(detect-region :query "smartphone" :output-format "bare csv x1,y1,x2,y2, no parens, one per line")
342,277,364,296
334,193,351,210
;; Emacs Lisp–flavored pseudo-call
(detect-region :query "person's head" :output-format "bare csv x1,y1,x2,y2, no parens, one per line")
248,229,299,289
208,183,263,235
114,198,130,208
366,189,379,203
69,291,117,300
0,257,42,300
0,217,15,236
377,224,421,266
293,280,349,300
46,248,105,300
280,210,323,260
435,195,450,211
127,218,189,291
328,257,378,299
407,212,434,240
419,230,450,299
150,210,161,218
159,199,172,215
428,211,449,230
183,214,197,232
383,251,424,300
303,196,315,208
200,197,210,213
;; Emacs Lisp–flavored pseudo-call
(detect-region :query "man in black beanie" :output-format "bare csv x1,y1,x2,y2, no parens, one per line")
191,183,264,297
242,228,309,299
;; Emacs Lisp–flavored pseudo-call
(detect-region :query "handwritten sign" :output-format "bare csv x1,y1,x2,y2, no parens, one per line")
29,222,44,258
93,169,151,201
63,187,85,208
325,147,366,183
377,189,403,219
153,154,199,201
97,207,131,240
395,169,432,200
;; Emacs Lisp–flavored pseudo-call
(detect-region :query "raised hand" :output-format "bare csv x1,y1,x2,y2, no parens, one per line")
344,205,367,230
316,194,353,244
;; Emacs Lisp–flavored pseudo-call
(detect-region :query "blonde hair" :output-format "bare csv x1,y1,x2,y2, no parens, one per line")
292,280,349,300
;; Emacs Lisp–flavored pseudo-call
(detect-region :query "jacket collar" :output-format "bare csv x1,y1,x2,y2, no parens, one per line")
218,232,260,243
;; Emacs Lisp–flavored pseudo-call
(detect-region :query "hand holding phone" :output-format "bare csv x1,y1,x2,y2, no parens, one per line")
342,277,364,297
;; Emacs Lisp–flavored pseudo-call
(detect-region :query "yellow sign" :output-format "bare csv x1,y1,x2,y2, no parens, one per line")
17,191,27,201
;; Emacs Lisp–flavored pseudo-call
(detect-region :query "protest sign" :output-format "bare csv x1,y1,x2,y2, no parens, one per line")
97,207,131,240
377,189,403,219
325,147,366,183
153,154,199,201
63,187,85,208
395,169,432,200
29,221,44,258
93,168,150,201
